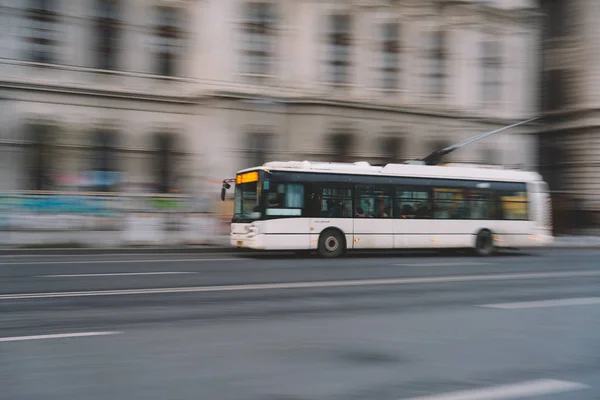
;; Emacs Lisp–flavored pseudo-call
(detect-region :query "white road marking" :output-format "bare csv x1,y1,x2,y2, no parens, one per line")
0,258,240,265
1,270,599,300
0,253,233,259
0,331,122,343
402,379,589,400
38,272,197,278
480,297,600,309
394,262,488,267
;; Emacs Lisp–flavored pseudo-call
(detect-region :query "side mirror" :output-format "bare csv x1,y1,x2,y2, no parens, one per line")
221,178,234,201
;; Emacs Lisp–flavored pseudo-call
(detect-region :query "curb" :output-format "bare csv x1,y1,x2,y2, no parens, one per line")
0,246,238,256
0,244,599,256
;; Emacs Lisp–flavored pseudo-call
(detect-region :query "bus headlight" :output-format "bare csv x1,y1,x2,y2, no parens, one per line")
248,224,259,238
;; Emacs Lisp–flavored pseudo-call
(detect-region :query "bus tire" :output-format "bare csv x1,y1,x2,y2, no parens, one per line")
318,229,345,258
474,229,495,257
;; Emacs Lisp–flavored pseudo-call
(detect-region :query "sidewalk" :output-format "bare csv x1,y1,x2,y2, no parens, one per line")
549,235,600,248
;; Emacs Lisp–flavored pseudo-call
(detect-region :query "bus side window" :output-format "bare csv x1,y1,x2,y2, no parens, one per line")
265,183,305,217
433,188,465,219
355,185,392,218
500,190,528,220
465,190,493,220
396,188,432,219
305,185,321,217
320,185,352,218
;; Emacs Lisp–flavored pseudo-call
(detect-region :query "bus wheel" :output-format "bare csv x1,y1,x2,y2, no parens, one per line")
318,230,345,258
474,229,494,257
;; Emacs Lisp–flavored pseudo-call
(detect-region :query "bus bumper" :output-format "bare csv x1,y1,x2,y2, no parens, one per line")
230,234,265,250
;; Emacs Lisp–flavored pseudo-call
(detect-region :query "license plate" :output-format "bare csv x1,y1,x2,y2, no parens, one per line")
237,241,243,246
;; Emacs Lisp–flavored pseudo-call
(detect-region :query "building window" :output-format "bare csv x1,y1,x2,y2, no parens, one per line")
542,69,566,111
539,140,564,191
327,14,352,84
248,132,272,167
328,131,354,162
94,0,120,70
25,0,57,63
423,30,446,96
242,2,276,76
381,23,400,90
152,133,177,193
25,124,54,191
379,136,402,164
542,0,567,39
155,7,182,77
90,130,119,192
481,39,502,103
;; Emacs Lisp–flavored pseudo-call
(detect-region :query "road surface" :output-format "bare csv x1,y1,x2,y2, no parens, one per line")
1,249,599,399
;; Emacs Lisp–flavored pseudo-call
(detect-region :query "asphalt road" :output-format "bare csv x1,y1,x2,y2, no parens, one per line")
1,249,600,400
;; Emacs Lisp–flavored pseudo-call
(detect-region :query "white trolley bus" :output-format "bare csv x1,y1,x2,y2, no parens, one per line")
226,161,553,257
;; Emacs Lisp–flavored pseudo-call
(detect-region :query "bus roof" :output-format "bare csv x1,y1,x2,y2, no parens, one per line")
238,161,543,183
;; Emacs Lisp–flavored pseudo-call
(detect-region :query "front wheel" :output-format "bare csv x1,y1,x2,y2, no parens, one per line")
474,229,495,256
318,230,345,258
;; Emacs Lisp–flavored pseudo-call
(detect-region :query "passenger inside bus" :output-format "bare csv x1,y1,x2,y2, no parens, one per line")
323,199,344,218
332,200,344,217
400,204,414,218
376,199,389,218
415,202,432,218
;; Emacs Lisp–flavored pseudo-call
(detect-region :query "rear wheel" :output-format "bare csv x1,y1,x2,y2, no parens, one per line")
474,229,494,256
318,230,345,258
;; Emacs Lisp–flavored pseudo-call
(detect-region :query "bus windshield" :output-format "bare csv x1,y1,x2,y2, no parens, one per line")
233,181,260,222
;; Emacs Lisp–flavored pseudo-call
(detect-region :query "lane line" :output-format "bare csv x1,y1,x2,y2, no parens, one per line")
402,379,589,400
394,262,488,267
0,331,122,342
1,270,600,300
0,253,234,259
38,272,197,278
480,297,600,309
0,258,241,265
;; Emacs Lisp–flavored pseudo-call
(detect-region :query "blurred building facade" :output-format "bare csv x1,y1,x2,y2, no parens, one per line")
0,0,540,196
538,0,600,233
